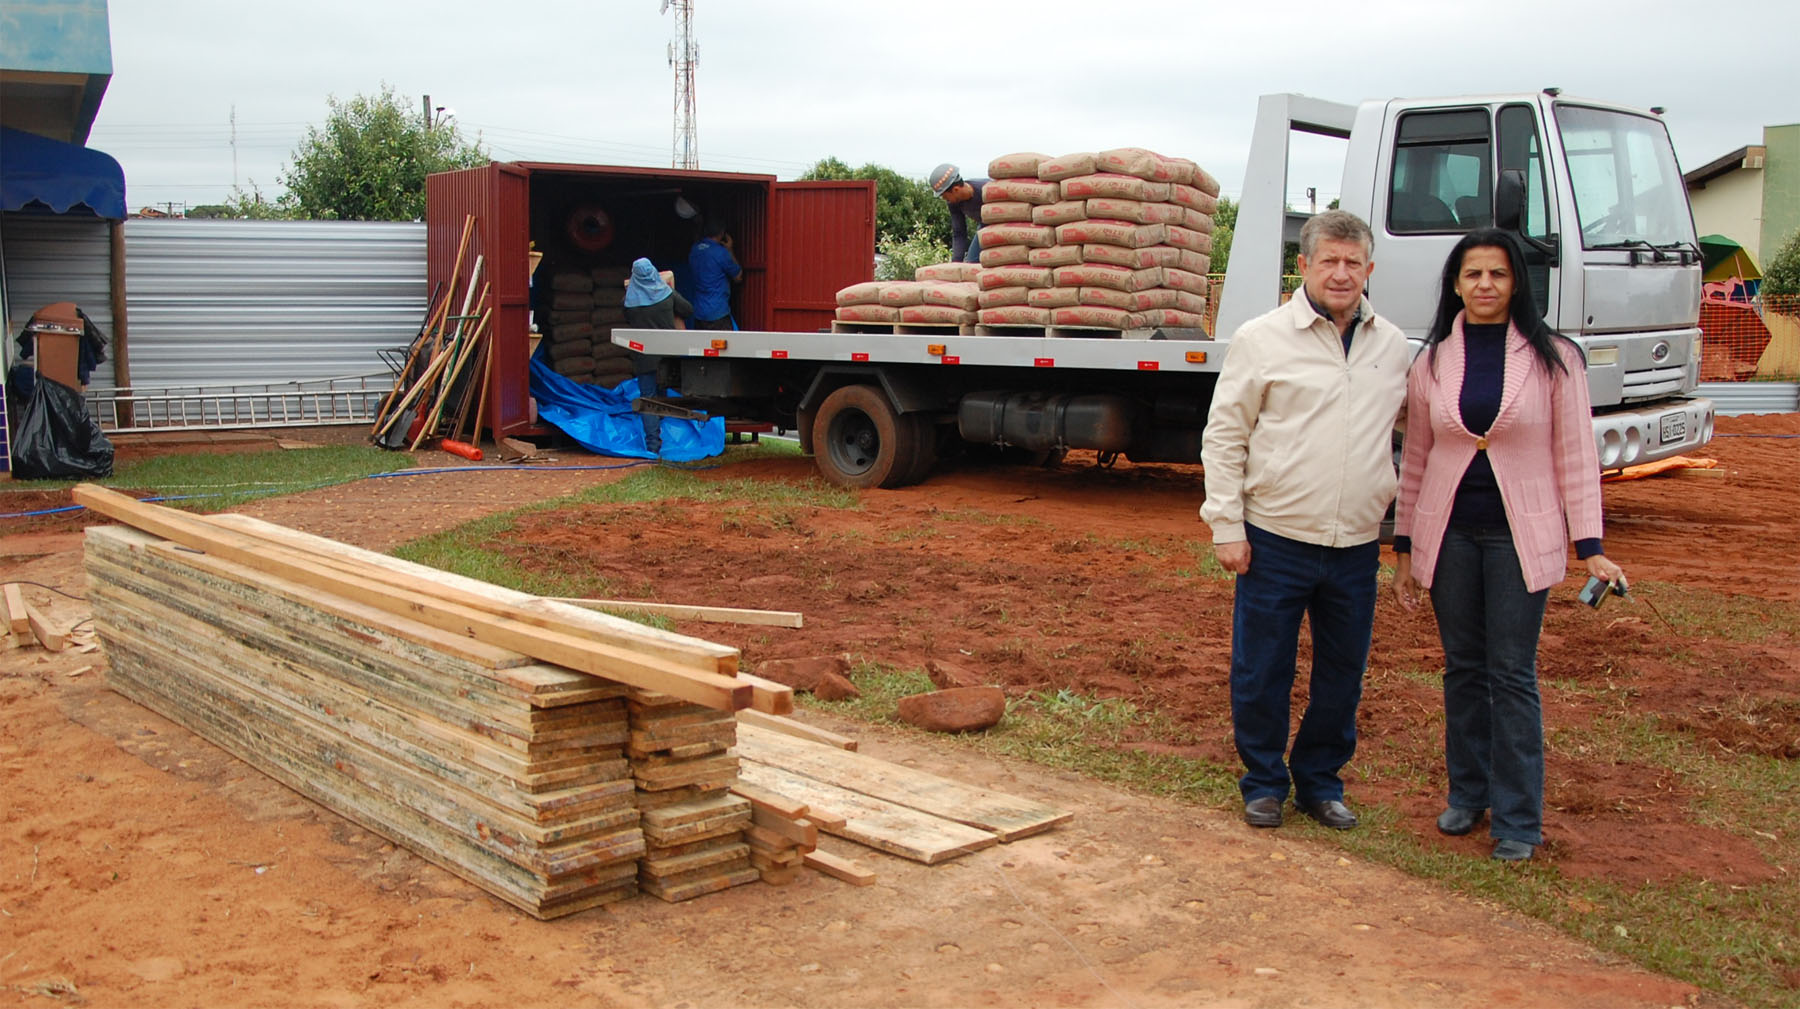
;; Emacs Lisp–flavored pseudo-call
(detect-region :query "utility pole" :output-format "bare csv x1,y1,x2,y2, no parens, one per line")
230,104,238,190
662,0,698,170
422,94,431,128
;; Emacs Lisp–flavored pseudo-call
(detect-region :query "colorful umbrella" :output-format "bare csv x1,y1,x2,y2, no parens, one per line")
1698,234,1762,282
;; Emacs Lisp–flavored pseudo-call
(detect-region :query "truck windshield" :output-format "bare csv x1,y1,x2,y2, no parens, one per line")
1555,104,1693,250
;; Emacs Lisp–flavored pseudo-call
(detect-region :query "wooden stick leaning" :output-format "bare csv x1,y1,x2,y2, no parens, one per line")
411,268,488,450
469,325,494,444
373,214,473,434
71,486,751,711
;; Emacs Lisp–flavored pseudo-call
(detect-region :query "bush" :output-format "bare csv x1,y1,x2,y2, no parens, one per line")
875,223,952,282
1761,230,1800,297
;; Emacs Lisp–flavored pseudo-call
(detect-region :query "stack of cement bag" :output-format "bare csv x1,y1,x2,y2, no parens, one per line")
833,262,983,326
974,149,1221,330
541,266,639,387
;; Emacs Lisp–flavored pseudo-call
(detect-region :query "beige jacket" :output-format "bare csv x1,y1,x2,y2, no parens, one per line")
1200,293,1410,548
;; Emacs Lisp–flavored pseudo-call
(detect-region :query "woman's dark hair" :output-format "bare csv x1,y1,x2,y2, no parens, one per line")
1425,228,1572,375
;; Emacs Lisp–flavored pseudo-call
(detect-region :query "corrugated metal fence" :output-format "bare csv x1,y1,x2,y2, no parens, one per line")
1,213,114,362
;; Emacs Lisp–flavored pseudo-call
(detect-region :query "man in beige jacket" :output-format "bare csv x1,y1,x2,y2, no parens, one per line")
1200,210,1409,831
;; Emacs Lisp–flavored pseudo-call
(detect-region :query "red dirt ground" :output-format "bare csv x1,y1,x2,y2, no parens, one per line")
2,414,1794,1006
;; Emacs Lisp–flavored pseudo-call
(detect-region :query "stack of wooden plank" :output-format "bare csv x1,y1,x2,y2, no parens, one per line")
628,693,758,901
72,485,785,919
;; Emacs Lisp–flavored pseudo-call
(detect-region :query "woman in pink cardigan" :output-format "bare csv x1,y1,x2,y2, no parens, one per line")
1391,230,1626,862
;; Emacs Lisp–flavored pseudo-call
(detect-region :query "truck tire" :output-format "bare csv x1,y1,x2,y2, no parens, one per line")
812,385,917,489
899,413,938,484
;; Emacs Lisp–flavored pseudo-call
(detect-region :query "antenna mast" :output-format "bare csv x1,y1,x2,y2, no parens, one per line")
663,0,698,169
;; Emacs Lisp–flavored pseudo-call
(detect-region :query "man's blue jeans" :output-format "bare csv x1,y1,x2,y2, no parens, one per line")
1427,524,1550,845
1230,524,1379,804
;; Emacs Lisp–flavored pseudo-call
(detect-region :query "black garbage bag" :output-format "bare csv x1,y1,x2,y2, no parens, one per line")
9,369,113,479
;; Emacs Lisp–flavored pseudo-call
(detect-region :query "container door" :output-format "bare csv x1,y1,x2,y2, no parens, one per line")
425,163,531,436
768,180,875,333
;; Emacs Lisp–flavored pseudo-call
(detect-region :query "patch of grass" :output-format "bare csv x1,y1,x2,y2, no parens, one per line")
1175,542,1235,581
1110,537,1169,558
10,445,408,512
1629,580,1800,642
935,508,1044,527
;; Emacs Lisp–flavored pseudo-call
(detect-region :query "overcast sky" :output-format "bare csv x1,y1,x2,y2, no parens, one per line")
88,0,1799,213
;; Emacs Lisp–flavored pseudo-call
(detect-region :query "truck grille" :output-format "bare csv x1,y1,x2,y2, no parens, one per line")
1621,365,1687,401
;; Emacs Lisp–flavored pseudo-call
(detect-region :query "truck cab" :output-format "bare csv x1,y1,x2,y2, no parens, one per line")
1219,92,1714,469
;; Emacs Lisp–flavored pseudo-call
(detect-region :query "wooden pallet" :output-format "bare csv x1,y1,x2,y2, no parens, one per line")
973,324,1212,341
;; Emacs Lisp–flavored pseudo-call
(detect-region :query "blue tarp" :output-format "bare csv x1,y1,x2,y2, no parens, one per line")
0,126,126,219
528,346,724,463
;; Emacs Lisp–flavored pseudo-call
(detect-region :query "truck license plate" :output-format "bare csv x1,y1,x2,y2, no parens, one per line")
1659,412,1686,444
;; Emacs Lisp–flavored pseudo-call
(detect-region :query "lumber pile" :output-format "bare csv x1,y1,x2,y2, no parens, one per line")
372,215,496,450
72,485,787,918
975,149,1219,330
3,581,75,653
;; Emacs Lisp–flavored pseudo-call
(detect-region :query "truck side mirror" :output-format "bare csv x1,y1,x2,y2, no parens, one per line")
1495,169,1526,232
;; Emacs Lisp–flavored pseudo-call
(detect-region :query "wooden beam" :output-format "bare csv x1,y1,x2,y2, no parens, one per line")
728,781,809,820
737,709,858,751
72,486,750,711
549,597,804,629
2,583,28,635
735,673,794,716
24,601,65,651
803,849,876,887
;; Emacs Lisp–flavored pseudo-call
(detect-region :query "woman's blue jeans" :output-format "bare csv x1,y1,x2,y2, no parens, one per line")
1428,524,1550,845
1230,524,1378,805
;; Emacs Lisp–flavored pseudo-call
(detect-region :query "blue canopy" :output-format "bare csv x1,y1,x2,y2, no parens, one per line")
1,126,126,219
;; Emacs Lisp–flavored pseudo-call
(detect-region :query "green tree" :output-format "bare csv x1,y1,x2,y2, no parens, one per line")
1208,196,1236,275
280,85,487,221
799,158,950,248
1762,229,1800,297
875,222,952,281
213,182,297,220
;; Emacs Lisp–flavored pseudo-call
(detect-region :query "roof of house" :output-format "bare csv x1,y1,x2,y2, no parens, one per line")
1684,145,1765,189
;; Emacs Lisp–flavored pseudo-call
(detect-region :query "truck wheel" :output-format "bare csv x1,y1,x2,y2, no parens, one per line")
900,414,938,485
812,385,916,489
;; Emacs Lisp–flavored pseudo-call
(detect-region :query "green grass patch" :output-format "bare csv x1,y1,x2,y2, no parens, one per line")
1629,580,1800,642
8,445,408,512
1175,542,1235,581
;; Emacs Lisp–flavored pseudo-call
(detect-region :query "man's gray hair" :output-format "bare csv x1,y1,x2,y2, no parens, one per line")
1298,209,1374,259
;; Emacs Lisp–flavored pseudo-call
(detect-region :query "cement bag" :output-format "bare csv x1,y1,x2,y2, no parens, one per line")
879,281,930,307
1036,152,1096,182
1061,173,1171,202
551,272,594,292
1029,244,1084,268
591,265,632,286
1122,288,1182,311
593,342,635,361
551,290,596,311
1084,198,1184,225
988,152,1049,179
982,177,1060,204
1027,286,1082,308
1095,147,1179,183
981,200,1035,224
1173,290,1209,314
978,222,1056,249
553,355,597,376
1163,157,1199,187
1170,184,1220,215
1052,305,1136,329
549,338,595,361
979,265,1055,290
1162,267,1210,296
1181,208,1215,233
548,309,589,327
1076,286,1136,311
836,281,885,306
1032,201,1089,226
920,282,982,311
1056,219,1166,248
979,285,1032,308
555,322,597,341
915,262,983,283
836,304,901,323
591,286,628,308
979,306,1052,326
1164,226,1214,254
979,244,1033,268
1190,164,1222,197
1053,263,1162,292
901,304,977,325
1081,243,1177,269
592,306,627,326
1135,308,1208,329
1167,247,1211,274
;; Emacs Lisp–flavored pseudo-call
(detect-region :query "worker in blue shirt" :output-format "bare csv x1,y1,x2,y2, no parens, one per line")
929,163,987,263
688,219,743,330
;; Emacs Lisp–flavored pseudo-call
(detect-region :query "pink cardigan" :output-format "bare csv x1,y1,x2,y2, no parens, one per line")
1393,318,1604,594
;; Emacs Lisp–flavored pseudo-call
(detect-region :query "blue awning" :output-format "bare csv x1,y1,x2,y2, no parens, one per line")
1,126,126,219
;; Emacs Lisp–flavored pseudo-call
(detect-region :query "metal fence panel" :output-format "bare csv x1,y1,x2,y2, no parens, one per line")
1700,382,1800,415
1,213,114,381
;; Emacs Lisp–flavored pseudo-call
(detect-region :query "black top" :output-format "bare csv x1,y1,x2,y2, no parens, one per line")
948,178,988,263
621,290,694,330
1448,322,1508,529
1304,288,1361,356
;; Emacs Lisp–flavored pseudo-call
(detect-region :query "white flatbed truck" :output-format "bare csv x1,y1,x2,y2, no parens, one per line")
616,90,1716,488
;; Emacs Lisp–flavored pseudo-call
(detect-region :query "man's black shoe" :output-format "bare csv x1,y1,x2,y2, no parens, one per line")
1437,807,1484,836
1243,796,1283,828
1299,799,1358,830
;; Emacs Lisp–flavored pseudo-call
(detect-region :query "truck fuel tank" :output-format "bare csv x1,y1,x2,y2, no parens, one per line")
957,391,1139,453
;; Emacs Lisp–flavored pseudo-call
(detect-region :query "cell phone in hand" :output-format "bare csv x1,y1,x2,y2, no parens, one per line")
1578,575,1627,609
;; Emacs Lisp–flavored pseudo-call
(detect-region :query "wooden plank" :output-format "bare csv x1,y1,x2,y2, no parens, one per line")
750,807,817,848
2,583,28,635
737,723,1072,842
204,513,741,674
735,673,795,716
549,597,804,629
737,710,858,751
72,488,751,712
803,848,877,887
728,781,809,820
734,762,996,865
24,601,65,651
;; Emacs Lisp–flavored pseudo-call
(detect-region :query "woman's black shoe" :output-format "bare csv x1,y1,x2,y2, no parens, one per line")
1436,807,1484,836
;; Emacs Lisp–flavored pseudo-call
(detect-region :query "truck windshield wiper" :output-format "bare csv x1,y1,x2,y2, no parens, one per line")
1591,238,1677,263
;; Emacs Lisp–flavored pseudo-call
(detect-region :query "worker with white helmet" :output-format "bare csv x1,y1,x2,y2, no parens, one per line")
929,163,988,264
